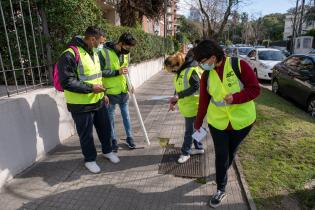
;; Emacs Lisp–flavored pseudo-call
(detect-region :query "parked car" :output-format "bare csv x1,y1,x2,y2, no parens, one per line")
272,54,315,118
245,48,286,80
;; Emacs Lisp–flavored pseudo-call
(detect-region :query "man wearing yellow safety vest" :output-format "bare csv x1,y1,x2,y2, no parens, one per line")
193,39,260,208
98,33,137,152
166,50,205,164
58,26,120,174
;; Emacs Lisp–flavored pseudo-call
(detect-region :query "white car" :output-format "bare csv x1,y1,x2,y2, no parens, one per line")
245,48,285,80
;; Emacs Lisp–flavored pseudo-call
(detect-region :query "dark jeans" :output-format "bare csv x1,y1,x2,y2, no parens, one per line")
181,116,204,155
209,124,252,192
71,105,112,162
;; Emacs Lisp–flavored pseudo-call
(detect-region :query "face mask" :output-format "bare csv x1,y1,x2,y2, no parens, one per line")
97,44,103,51
121,47,130,54
200,63,214,71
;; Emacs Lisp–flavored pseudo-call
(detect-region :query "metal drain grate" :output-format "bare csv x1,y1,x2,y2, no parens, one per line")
158,145,207,178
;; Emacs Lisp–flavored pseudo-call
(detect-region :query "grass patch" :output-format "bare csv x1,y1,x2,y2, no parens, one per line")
238,88,315,210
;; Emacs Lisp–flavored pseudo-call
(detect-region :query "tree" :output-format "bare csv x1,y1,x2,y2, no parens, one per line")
197,0,240,39
115,0,167,27
261,13,285,41
176,16,202,43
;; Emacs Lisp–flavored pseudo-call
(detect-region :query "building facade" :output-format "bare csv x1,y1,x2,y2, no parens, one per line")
283,13,315,40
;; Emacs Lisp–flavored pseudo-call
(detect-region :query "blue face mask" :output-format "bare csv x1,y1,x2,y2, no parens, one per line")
200,63,214,71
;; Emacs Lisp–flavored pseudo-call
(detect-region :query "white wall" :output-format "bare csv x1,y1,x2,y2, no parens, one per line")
0,57,164,189
128,57,164,89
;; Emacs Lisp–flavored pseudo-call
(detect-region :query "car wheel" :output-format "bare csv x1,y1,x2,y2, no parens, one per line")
272,79,280,95
307,97,315,118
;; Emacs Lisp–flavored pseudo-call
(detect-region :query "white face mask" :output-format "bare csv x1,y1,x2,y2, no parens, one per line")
97,44,104,51
200,63,215,71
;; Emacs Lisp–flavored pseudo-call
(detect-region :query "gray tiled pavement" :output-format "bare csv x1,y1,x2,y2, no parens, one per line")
0,71,249,210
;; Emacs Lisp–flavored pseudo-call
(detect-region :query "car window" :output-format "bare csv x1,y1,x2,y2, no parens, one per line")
284,56,302,72
300,57,314,72
247,50,256,57
258,50,284,61
238,48,252,55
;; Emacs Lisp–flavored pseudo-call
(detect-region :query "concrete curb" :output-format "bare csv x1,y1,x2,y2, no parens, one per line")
234,155,257,210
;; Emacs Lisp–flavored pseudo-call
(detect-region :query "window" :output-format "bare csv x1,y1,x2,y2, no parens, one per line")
300,57,314,71
258,51,284,61
303,38,312,48
284,56,302,72
247,50,256,58
298,39,302,48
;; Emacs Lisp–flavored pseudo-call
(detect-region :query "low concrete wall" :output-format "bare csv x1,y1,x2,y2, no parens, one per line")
0,57,164,189
0,88,76,189
128,57,164,89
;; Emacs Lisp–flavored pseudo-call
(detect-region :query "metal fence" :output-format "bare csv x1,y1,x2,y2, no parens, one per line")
0,0,50,98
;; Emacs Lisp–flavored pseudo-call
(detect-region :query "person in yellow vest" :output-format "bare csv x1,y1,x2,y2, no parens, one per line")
58,26,120,174
193,39,260,208
98,33,137,152
166,50,205,164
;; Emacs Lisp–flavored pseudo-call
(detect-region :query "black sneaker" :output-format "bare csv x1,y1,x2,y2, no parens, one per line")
112,139,118,153
209,190,226,208
126,137,136,149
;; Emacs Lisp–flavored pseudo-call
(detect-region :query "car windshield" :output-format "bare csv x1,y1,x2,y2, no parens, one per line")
258,51,284,61
238,48,252,55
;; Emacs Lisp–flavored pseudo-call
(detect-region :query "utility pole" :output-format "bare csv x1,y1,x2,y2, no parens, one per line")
298,0,306,36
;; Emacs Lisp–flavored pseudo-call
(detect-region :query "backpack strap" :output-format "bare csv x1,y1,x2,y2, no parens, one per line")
68,45,80,63
231,57,241,81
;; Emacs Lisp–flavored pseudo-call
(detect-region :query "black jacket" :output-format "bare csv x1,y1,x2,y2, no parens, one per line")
58,36,104,113
174,55,200,99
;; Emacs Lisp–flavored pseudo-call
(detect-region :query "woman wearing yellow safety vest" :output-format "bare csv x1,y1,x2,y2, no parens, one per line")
166,50,205,164
193,39,260,208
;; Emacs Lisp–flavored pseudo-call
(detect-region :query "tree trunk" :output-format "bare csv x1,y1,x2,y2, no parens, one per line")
214,0,234,39
119,0,138,27
198,0,213,38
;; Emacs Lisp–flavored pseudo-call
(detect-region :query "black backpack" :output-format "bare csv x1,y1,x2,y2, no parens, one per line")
231,56,241,81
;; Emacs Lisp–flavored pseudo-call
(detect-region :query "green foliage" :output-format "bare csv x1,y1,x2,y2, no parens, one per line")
101,23,175,63
304,28,315,38
0,0,45,85
261,13,285,41
176,16,202,43
42,0,174,63
0,0,176,85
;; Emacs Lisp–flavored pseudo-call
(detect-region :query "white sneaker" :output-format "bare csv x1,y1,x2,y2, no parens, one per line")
191,149,205,155
85,161,101,173
103,152,120,163
178,155,190,164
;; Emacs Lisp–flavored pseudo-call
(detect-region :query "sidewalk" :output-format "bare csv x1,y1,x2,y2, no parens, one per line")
0,71,250,210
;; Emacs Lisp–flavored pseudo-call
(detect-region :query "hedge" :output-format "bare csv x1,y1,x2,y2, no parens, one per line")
42,0,176,64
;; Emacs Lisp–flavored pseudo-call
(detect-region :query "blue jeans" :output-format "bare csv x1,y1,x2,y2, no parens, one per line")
107,101,133,142
181,116,204,155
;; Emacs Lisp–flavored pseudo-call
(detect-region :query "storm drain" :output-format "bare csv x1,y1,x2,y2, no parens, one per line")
158,145,207,178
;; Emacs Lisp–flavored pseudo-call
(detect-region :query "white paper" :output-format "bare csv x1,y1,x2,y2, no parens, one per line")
150,96,172,101
192,127,207,142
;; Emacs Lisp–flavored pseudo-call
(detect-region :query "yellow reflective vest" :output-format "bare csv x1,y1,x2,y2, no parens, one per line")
173,66,203,118
207,57,256,130
100,48,129,95
64,47,104,104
